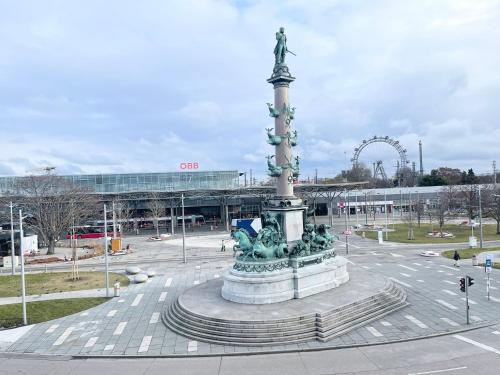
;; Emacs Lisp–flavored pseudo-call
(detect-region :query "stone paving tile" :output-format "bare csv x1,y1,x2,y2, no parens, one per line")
4,249,500,357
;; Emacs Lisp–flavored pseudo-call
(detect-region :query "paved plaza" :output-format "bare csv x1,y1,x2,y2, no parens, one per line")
2,234,500,359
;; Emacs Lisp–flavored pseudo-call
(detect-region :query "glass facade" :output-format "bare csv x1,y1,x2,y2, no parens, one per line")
0,171,239,195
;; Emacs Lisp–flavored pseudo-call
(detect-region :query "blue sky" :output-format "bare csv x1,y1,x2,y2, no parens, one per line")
1,0,499,181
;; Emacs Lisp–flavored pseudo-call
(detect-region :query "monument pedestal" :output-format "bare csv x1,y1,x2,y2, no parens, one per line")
222,252,349,304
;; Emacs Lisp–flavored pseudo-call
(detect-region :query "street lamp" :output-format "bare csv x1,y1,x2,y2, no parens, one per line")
18,209,28,325
9,202,15,275
103,203,110,297
181,193,186,263
384,189,389,240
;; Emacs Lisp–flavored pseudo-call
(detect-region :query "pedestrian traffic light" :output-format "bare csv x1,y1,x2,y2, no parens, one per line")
460,277,466,292
467,276,474,287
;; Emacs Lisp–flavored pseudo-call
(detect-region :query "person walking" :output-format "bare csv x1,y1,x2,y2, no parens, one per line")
453,250,461,267
220,239,226,252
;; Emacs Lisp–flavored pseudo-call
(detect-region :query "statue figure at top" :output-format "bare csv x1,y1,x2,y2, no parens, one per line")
274,27,287,65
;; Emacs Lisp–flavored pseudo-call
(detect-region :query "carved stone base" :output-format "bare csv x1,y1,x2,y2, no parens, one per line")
222,255,349,304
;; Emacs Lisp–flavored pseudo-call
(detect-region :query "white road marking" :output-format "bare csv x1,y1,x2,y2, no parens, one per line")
443,280,455,285
440,317,459,327
412,262,422,266
194,280,200,285
45,324,59,333
362,266,370,270
417,279,425,283
375,263,382,266
390,253,404,258
370,251,381,255
454,334,500,355
442,289,457,296
131,293,144,307
470,315,482,322
405,315,428,329
107,310,117,317
424,266,431,269
490,285,498,290
441,265,459,271
159,292,168,302
188,340,198,352
104,344,115,351
492,331,500,335
389,277,412,288
435,299,458,310
346,260,356,265
149,312,160,324
84,336,98,348
113,322,127,335
195,266,201,270
214,274,220,278
138,335,152,353
399,265,418,272
380,321,392,326
366,326,383,337
80,311,89,316
460,298,477,305
165,278,172,287
445,273,453,276
53,327,74,346
488,296,500,302
400,273,411,278
437,270,445,273
118,299,125,303
408,366,467,375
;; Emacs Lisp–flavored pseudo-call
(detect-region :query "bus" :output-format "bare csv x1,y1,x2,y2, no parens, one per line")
66,225,120,240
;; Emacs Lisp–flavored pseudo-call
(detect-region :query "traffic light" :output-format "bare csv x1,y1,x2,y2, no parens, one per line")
460,277,466,292
467,276,474,287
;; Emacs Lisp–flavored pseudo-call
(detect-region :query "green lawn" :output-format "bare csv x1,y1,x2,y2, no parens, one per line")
0,297,109,328
0,272,129,298
361,223,500,244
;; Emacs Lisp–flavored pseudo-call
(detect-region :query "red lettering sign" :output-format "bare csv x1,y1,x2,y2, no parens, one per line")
179,162,199,170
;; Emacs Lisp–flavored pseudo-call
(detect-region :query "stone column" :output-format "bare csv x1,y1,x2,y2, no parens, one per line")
268,65,295,199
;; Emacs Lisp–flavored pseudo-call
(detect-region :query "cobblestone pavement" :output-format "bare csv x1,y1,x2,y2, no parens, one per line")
4,234,500,357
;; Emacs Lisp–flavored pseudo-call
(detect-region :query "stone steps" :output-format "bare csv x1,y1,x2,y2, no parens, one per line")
162,279,408,346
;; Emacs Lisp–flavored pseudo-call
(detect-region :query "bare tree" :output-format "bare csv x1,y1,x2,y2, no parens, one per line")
15,175,98,255
114,200,133,237
456,184,478,222
484,186,500,234
147,192,165,237
415,199,425,228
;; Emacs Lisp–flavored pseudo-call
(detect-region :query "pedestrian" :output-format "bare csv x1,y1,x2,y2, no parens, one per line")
453,250,460,267
220,239,226,252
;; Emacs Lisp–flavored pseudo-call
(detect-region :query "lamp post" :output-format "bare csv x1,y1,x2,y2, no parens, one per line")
181,193,186,263
18,209,27,325
384,189,389,240
364,192,368,225
103,203,109,297
478,185,483,249
355,192,359,227
10,202,15,275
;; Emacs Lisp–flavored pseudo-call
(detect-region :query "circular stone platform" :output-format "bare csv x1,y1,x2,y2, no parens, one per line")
163,269,408,346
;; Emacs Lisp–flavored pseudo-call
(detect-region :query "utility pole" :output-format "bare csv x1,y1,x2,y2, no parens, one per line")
249,170,253,186
315,169,318,184
10,202,15,275
384,189,388,240
364,192,368,225
478,185,483,249
18,209,27,325
103,204,109,297
112,201,117,238
344,190,349,255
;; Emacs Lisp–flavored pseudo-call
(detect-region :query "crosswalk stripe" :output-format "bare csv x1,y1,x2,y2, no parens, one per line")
440,317,459,327
45,324,59,333
470,315,482,322
131,294,144,307
400,272,411,277
390,253,404,258
399,264,418,272
389,277,412,288
113,322,127,335
107,310,117,317
435,299,458,310
159,292,168,302
53,327,74,346
84,336,98,348
188,340,198,352
380,321,392,326
194,280,200,285
417,279,425,283
138,336,152,353
104,344,115,351
442,289,457,296
405,315,428,329
443,280,455,285
149,312,160,324
460,298,477,305
366,326,383,337
165,278,173,287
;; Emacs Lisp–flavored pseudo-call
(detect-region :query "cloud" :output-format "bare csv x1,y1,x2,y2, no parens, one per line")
0,0,499,181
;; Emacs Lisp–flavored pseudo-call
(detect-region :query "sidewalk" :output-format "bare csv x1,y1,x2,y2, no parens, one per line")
0,287,125,306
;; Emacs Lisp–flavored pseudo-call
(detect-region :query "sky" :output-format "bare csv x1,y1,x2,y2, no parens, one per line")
0,0,499,181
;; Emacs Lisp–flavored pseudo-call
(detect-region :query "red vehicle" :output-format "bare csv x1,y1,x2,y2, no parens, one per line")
66,225,120,240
